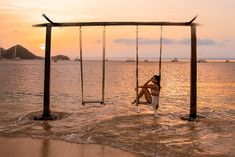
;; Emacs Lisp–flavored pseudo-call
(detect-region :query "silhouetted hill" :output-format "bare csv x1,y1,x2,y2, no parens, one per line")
52,55,70,60
2,45,41,59
0,47,5,52
0,47,5,59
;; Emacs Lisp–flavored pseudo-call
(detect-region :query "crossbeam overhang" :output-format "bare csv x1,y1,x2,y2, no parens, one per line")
33,16,198,27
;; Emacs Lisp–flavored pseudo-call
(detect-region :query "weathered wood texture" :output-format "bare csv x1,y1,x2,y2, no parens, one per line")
42,26,52,118
190,25,197,119
34,14,198,27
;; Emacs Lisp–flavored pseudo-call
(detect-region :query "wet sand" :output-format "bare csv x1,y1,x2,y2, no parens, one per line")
0,137,144,157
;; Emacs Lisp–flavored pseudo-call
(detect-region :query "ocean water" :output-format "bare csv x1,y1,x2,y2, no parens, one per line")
0,60,234,157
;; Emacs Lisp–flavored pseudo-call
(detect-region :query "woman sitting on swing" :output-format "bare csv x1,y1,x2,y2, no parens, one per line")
132,75,161,117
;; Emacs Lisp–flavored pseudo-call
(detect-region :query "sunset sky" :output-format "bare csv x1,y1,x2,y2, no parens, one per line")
0,0,234,59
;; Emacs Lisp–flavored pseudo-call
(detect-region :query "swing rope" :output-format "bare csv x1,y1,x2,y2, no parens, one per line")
79,26,85,105
102,26,106,104
136,26,139,106
159,26,163,80
157,26,163,108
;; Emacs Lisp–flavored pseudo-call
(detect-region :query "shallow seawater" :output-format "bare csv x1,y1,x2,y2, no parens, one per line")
0,60,234,157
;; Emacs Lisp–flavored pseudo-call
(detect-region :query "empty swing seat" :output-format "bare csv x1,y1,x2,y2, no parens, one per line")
82,100,105,106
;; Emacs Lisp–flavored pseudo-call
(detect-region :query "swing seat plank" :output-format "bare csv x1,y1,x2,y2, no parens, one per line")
82,100,105,105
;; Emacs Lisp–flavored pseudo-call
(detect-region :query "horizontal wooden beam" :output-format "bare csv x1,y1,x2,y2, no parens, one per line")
33,16,198,27
33,21,199,27
33,14,199,27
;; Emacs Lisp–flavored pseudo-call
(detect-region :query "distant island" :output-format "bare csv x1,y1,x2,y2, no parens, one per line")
0,45,70,60
52,55,70,61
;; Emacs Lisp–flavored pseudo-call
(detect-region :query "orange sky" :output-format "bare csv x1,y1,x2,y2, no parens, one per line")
0,0,234,59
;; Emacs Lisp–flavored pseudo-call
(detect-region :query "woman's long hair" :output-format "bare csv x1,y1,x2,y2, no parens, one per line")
153,75,161,89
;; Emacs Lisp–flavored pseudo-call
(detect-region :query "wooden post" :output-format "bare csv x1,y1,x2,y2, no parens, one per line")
42,26,52,118
190,24,197,119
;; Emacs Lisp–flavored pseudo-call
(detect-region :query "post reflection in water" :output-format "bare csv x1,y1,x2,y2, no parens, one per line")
41,138,50,157
37,121,130,157
41,122,51,157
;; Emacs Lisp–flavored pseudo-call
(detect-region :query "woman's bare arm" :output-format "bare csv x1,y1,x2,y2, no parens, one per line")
138,84,155,89
143,79,152,86
137,79,151,88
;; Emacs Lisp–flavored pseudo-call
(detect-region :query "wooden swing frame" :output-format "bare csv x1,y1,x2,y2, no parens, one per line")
33,14,198,121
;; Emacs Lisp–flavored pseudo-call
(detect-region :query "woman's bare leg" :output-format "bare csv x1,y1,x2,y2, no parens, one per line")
132,87,152,104
142,88,152,103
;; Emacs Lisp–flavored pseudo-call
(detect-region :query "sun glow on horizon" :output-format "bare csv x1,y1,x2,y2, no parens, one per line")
39,44,45,50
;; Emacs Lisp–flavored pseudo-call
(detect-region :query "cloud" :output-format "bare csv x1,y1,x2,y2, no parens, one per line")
113,38,219,46
222,39,231,42
0,6,18,10
162,38,176,44
113,38,136,45
198,39,217,45
113,38,175,45
179,38,217,45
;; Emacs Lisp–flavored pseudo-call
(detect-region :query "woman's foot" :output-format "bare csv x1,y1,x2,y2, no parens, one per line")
131,100,136,104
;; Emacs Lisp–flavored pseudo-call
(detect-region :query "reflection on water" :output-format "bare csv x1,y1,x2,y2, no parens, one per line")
41,122,51,157
0,60,235,157
41,138,50,157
